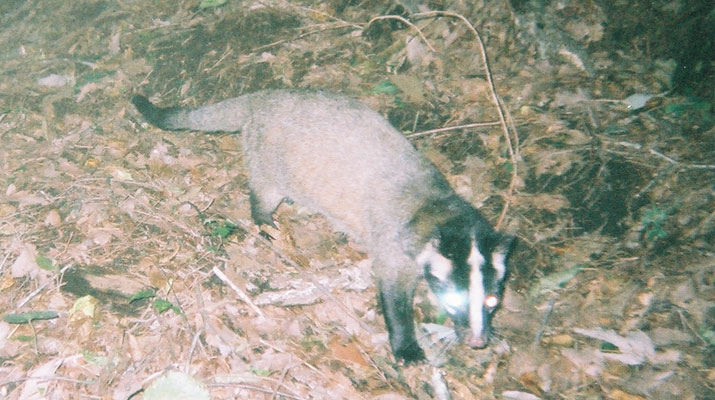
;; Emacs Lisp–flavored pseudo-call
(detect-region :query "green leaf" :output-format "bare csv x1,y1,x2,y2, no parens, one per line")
3,311,59,324
214,221,238,238
144,371,210,400
35,255,54,271
153,298,181,314
528,265,584,299
82,350,109,366
205,219,239,239
251,369,272,377
129,288,156,303
600,341,619,352
372,80,398,95
641,206,668,243
199,0,227,9
701,328,715,346
74,70,115,91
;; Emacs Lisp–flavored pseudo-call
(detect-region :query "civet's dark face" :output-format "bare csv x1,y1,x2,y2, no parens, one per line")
418,228,513,348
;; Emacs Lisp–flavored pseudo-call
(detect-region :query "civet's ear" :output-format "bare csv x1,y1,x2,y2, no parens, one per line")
495,234,516,257
491,233,516,280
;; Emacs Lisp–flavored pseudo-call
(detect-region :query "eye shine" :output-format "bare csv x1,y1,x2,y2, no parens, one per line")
442,290,468,314
485,294,499,309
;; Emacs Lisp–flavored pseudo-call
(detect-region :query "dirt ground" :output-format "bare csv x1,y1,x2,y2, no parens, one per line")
1,0,713,399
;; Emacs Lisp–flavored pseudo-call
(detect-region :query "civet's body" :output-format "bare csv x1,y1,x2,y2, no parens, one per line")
132,90,514,363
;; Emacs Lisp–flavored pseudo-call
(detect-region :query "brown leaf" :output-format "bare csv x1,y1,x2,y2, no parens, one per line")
542,333,574,347
516,372,544,395
44,209,61,226
609,388,645,400
328,336,369,366
389,74,426,105
10,244,38,279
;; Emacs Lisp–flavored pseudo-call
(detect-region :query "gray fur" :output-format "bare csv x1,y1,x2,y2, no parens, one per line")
137,90,444,256
132,89,514,363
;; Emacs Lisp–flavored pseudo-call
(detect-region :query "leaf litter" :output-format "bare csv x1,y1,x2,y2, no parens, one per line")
0,0,713,399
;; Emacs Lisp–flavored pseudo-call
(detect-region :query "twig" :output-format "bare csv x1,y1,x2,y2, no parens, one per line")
55,231,75,260
533,297,557,345
108,178,163,192
366,15,436,52
207,44,233,72
691,209,715,238
609,139,715,169
212,265,265,318
676,308,709,346
207,382,307,400
496,103,521,228
16,263,73,309
414,11,518,229
0,375,95,388
29,319,39,355
286,3,363,30
250,23,354,54
271,363,294,400
185,327,204,374
0,250,11,274
650,148,678,164
258,339,324,376
200,198,215,213
406,121,502,138
649,149,715,169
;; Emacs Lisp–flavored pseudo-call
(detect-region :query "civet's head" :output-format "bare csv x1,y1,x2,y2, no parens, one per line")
417,220,515,348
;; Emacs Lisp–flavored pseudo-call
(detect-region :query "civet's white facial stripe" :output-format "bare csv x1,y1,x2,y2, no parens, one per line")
492,252,507,280
467,241,486,336
416,241,453,282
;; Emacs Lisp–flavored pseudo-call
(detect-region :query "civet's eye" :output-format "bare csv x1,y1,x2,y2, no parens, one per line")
484,294,499,309
442,291,467,314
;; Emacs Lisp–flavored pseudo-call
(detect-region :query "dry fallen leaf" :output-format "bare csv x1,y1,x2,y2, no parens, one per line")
574,329,652,362
502,390,542,400
542,333,574,347
18,356,73,399
329,335,369,366
43,209,61,226
561,348,603,377
390,74,426,105
609,388,645,400
10,244,38,279
515,193,569,213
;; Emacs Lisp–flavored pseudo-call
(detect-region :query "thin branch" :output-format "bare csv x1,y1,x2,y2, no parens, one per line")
649,149,715,169
16,263,73,309
407,121,502,138
534,297,557,345
212,265,265,318
0,375,96,388
607,139,715,169
366,15,436,52
207,382,307,400
414,11,518,229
